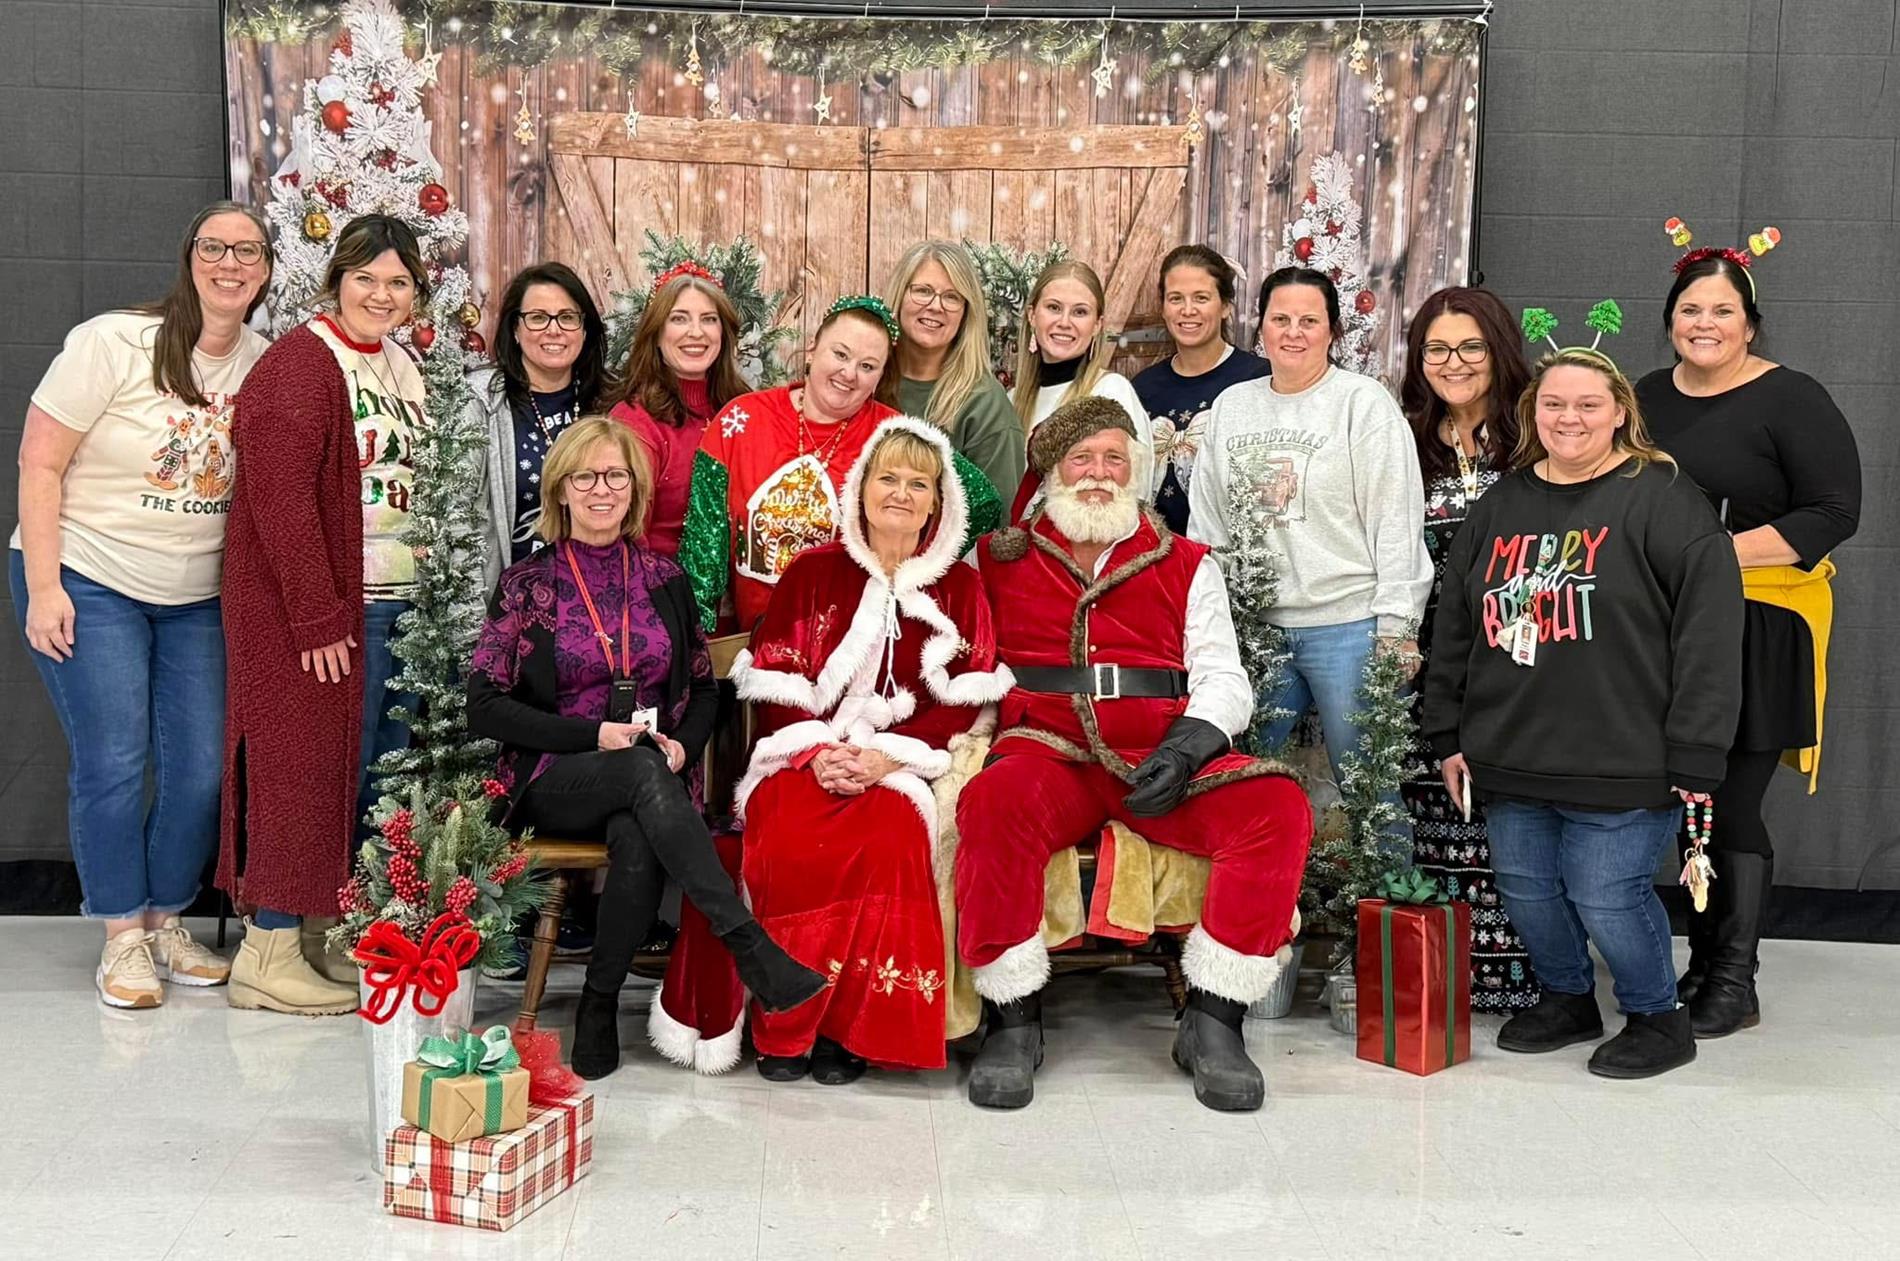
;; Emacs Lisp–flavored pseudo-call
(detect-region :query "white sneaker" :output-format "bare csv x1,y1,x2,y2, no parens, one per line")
98,930,164,1009
151,917,231,986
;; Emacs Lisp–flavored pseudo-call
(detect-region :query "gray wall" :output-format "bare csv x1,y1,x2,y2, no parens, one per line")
1,0,1895,888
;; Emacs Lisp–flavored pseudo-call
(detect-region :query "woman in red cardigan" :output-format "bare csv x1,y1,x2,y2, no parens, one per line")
219,215,432,1015
608,264,748,557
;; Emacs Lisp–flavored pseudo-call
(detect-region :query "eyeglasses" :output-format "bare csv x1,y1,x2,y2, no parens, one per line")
904,284,967,313
518,310,585,332
1422,340,1491,366
193,238,268,265
567,467,632,492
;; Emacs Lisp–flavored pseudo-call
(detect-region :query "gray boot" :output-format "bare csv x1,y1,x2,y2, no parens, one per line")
1171,990,1265,1112
968,993,1043,1109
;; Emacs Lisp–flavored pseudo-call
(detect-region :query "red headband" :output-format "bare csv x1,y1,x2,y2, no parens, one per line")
651,261,721,295
1672,245,1753,276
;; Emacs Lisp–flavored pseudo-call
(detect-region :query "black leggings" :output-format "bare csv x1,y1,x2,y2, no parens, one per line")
1712,748,1781,858
516,746,750,993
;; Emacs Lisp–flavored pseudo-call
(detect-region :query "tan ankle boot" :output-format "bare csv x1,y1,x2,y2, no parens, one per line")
300,915,360,984
229,918,359,1015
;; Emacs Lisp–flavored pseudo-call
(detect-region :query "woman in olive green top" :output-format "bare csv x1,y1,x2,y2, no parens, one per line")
884,241,1024,499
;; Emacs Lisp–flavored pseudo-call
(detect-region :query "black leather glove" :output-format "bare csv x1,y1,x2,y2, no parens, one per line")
1121,716,1231,818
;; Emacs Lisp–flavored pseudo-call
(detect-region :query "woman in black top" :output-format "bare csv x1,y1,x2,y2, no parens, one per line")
1635,251,1861,1039
1396,286,1538,1013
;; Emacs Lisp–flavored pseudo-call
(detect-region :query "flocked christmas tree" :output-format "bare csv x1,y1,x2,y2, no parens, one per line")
1272,151,1380,374
260,0,493,803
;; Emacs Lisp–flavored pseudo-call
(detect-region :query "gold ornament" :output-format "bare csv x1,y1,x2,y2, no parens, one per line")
1184,97,1205,148
624,105,640,138
812,87,833,124
512,87,535,147
303,209,333,241
1091,31,1116,99
684,26,703,87
1348,37,1370,75
457,302,481,329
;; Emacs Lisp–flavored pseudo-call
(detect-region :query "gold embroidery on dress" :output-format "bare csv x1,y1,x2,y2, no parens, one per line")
741,454,839,582
825,956,944,1004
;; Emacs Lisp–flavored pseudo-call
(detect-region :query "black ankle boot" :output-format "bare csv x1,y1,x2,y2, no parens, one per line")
1690,851,1769,1039
1677,902,1715,1004
756,1052,811,1082
1496,988,1604,1053
811,1036,867,1086
720,921,827,1013
571,987,622,1080
1589,1006,1696,1079
968,994,1043,1109
1171,990,1265,1112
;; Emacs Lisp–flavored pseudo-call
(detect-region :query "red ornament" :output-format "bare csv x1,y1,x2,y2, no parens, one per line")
1305,182,1318,202
1294,236,1315,262
1355,289,1377,315
333,31,353,57
374,149,397,171
463,330,487,355
321,100,351,133
1325,220,1342,237
418,182,450,217
283,171,302,189
369,81,395,107
412,322,436,353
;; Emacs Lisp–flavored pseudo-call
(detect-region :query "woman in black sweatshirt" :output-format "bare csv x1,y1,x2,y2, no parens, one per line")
1421,347,1742,1080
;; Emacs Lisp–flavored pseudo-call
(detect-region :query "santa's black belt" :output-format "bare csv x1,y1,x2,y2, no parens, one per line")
1011,664,1189,701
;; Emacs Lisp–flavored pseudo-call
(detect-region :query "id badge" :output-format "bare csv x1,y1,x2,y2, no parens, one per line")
1508,614,1538,667
608,678,640,723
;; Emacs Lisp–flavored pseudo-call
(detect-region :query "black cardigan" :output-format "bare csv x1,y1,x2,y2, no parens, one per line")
466,544,717,821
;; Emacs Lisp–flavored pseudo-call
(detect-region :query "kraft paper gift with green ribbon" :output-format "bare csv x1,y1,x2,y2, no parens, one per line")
400,1026,531,1143
1354,870,1472,1077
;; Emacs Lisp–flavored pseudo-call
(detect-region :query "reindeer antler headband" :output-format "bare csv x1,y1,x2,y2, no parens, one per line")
1665,217,1782,300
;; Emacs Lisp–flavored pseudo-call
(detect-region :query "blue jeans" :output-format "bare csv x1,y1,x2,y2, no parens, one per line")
1258,618,1404,822
9,552,224,920
1486,800,1681,1015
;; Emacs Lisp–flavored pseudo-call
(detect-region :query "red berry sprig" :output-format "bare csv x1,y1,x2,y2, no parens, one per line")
387,853,429,903
481,778,508,800
491,849,529,884
382,808,415,848
336,877,367,915
444,876,478,917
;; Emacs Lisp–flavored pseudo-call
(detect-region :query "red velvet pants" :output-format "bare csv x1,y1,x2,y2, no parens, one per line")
955,754,1312,967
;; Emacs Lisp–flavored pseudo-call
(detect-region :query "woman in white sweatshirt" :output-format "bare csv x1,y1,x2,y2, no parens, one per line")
1188,266,1431,788
1009,260,1151,515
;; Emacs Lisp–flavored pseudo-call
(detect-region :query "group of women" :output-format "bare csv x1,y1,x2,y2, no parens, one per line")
14,202,1859,1087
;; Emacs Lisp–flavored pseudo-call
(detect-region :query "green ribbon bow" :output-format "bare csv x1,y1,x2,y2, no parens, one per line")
1376,867,1448,905
415,1026,519,1133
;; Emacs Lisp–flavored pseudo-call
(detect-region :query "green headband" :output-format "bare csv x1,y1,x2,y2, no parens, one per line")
825,293,900,342
1522,300,1624,369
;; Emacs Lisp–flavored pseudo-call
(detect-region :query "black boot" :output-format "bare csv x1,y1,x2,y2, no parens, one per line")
1171,990,1265,1112
1690,851,1769,1039
570,987,622,1080
968,994,1043,1109
1677,900,1715,1004
756,1051,811,1082
1589,1006,1696,1079
811,1036,867,1086
720,920,828,1013
1496,988,1604,1053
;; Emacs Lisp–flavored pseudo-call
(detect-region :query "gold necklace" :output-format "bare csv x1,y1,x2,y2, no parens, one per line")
795,388,856,467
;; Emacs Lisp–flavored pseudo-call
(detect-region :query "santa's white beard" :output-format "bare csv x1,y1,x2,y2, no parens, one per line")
1044,476,1139,543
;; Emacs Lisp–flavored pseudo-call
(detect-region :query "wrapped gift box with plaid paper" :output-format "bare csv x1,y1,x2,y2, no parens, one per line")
383,1093,594,1231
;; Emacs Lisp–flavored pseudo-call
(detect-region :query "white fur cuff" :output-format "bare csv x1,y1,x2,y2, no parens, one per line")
971,933,1051,1004
646,995,744,1075
1181,923,1289,1005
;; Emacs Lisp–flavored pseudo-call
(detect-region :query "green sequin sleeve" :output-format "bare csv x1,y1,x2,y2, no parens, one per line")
679,448,731,633
951,450,1002,558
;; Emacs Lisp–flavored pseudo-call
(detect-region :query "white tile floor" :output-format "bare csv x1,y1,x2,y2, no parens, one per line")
2,917,1896,1260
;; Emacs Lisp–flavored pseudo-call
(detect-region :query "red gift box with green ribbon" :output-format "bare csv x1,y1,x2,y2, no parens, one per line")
1355,875,1471,1076
400,1026,530,1142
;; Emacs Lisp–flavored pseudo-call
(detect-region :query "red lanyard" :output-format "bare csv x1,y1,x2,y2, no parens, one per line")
563,542,631,679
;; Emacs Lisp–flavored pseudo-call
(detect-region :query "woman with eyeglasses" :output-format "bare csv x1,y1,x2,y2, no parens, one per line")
469,263,610,593
467,418,825,1078
11,202,271,1010
1395,286,1539,1013
883,241,1025,498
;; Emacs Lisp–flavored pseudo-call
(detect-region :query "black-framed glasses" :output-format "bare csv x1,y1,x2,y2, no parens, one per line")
518,310,585,332
567,467,632,492
905,284,967,313
193,237,268,265
1422,339,1491,366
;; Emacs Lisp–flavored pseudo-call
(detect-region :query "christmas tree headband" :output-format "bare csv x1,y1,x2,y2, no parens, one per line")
1664,217,1782,300
1521,301,1625,372
651,261,722,295
824,293,901,342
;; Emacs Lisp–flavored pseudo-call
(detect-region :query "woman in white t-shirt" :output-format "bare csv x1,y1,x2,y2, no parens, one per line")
220,214,431,1016
10,201,271,1010
1008,260,1151,516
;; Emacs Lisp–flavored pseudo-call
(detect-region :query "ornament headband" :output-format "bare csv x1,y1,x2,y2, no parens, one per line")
651,261,722,296
1521,300,1625,371
824,293,901,342
1664,217,1781,300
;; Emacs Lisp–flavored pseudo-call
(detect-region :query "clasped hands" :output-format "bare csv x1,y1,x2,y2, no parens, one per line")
809,743,899,797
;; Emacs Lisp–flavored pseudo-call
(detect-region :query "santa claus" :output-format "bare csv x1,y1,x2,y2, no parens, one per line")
954,396,1312,1112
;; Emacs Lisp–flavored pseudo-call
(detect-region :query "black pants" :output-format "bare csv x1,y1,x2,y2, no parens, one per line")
1713,748,1781,858
516,747,750,994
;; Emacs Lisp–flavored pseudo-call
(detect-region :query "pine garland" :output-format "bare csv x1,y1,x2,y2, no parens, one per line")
602,230,799,388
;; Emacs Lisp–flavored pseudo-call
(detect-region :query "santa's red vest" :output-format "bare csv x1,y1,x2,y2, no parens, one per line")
979,510,1208,768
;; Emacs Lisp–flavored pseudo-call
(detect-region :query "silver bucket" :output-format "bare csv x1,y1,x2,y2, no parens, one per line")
362,967,478,1174
1245,941,1305,1020
1325,968,1358,1036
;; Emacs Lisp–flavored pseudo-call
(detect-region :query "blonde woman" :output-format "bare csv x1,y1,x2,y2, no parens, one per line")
1010,261,1151,514
883,241,1024,497
1421,346,1743,1080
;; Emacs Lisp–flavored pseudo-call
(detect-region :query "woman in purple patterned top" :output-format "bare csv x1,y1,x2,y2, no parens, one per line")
467,418,824,1080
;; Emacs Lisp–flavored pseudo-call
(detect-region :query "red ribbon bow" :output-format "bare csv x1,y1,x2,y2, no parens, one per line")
353,912,481,1025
